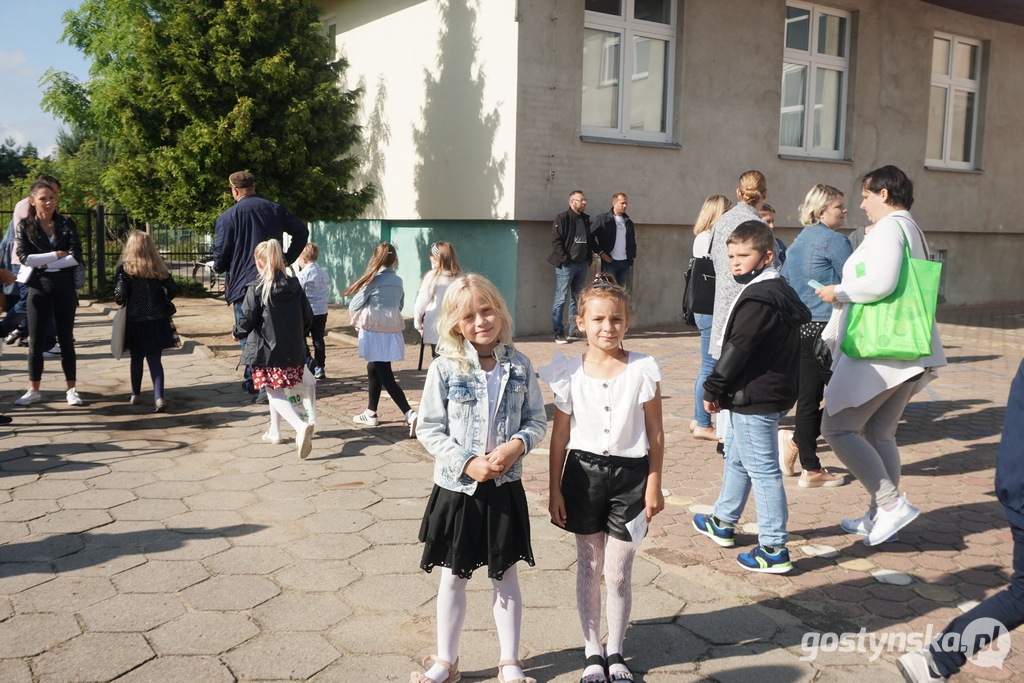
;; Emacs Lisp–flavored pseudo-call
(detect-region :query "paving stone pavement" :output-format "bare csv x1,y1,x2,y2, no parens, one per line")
0,300,1021,681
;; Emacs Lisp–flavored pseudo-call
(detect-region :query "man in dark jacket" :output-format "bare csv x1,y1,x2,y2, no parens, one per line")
213,171,308,398
897,358,1024,682
591,193,636,286
547,190,591,344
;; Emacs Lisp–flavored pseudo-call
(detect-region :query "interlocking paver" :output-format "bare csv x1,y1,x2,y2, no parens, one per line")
112,560,209,593
203,546,293,575
252,592,353,631
79,593,185,632
15,577,116,613
181,575,280,610
223,632,340,680
147,612,259,655
33,632,154,683
0,613,80,657
113,655,236,683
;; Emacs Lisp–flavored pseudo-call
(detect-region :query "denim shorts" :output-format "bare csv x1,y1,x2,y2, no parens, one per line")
560,449,649,542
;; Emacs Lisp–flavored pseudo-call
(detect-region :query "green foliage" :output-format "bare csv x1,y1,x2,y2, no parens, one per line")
42,0,374,227
172,274,211,298
0,137,41,186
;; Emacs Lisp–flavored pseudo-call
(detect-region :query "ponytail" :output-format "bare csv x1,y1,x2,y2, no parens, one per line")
253,239,287,307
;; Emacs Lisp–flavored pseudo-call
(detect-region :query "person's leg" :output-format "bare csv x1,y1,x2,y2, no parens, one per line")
822,383,909,515
422,568,469,683
601,260,629,286
575,532,607,678
232,300,253,385
793,338,826,471
129,351,145,397
25,286,52,385
45,312,57,352
311,313,327,370
567,261,589,327
265,387,306,434
1,283,28,336
604,535,636,678
928,512,1024,677
713,411,752,525
861,381,917,498
50,282,77,384
366,362,382,412
693,313,715,429
146,352,165,401
373,361,412,415
552,265,572,336
492,564,528,682
733,411,789,547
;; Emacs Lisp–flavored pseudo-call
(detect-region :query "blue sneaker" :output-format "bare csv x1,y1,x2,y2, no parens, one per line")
737,545,792,574
692,514,736,547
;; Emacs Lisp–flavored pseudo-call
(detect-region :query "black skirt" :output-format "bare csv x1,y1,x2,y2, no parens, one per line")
419,479,535,580
125,317,180,355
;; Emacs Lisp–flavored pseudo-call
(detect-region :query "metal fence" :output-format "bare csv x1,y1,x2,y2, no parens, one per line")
0,206,224,298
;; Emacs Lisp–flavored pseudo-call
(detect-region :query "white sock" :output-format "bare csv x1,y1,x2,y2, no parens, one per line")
604,536,636,677
424,568,467,682
266,387,306,434
576,533,606,678
492,565,526,681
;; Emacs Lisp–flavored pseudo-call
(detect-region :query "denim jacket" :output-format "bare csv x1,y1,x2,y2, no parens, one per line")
417,340,548,494
780,223,853,322
348,268,405,332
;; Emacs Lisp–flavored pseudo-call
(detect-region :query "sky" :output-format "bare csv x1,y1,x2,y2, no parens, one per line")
0,0,92,157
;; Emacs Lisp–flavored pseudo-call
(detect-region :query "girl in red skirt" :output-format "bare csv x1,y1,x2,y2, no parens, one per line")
233,239,314,458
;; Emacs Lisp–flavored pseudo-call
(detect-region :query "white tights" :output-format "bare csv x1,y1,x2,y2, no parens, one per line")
576,532,635,677
265,387,305,437
425,566,525,683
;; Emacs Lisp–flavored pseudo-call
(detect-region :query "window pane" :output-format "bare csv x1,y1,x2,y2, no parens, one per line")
582,29,620,128
785,6,810,51
586,0,621,16
630,36,667,132
950,90,975,163
927,85,947,160
817,14,846,57
812,68,843,151
954,41,977,80
780,62,807,147
932,37,950,76
634,0,670,24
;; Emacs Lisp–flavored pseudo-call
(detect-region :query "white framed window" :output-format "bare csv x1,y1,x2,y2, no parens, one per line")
779,2,850,159
927,33,981,169
582,0,676,143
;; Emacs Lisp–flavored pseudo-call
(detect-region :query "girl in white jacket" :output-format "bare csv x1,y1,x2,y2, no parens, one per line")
413,241,462,356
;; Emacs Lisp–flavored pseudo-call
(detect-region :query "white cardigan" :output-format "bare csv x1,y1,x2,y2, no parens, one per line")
412,269,455,345
822,210,947,415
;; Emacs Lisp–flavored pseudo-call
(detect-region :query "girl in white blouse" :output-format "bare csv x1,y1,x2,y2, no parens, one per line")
540,275,665,683
413,241,462,355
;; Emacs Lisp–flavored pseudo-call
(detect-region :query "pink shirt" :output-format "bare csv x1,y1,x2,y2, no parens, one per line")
9,197,30,266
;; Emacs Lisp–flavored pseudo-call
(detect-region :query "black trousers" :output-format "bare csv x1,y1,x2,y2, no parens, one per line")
367,361,411,414
794,335,831,471
305,313,327,369
27,270,77,382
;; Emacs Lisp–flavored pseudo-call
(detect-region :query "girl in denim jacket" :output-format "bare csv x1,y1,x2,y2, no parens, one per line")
413,274,547,683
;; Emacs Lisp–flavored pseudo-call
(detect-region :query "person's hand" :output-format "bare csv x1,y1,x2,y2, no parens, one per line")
704,399,720,414
463,456,502,483
816,285,838,304
231,335,239,342
0,269,15,286
549,488,568,527
485,439,524,471
645,480,665,522
55,250,68,259
600,253,612,263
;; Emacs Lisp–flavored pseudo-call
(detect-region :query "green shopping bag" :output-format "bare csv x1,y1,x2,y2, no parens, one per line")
840,220,941,360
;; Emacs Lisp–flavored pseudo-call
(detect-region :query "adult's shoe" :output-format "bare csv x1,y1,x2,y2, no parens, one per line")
14,388,41,405
839,512,899,543
798,469,845,488
777,429,799,476
43,345,62,360
865,496,919,546
896,649,946,682
554,334,570,345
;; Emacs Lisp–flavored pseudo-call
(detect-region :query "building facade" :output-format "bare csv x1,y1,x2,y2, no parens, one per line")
315,0,1024,335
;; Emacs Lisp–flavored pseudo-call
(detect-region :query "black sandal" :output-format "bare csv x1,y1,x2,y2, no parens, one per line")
580,654,607,683
606,653,634,682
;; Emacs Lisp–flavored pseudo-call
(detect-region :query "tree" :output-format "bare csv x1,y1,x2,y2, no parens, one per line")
0,137,40,186
43,0,374,227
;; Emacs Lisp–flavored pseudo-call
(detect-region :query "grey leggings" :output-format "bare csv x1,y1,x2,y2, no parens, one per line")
821,380,917,514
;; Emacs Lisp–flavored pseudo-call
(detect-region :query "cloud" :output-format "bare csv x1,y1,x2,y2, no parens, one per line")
0,49,37,81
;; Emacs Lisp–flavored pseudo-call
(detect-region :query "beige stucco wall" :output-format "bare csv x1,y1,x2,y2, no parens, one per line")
321,0,519,220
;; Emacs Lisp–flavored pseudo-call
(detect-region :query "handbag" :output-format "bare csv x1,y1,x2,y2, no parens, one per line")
111,307,127,360
682,232,717,321
840,220,941,360
284,367,317,429
812,332,833,372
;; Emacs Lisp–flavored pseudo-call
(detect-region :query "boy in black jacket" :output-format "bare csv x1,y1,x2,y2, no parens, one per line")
692,221,811,573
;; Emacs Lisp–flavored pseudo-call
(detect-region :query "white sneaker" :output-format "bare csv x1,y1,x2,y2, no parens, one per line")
66,388,83,406
296,422,314,459
352,410,379,426
840,511,900,543
896,649,947,682
43,345,62,360
865,496,919,546
261,431,283,444
406,410,418,438
15,388,41,406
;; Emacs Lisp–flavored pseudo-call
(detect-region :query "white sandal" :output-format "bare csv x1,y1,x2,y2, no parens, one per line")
410,655,460,683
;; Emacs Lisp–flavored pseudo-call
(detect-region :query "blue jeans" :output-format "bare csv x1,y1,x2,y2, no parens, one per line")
714,410,789,548
930,507,1024,677
601,259,630,286
692,313,715,428
551,261,590,335
232,301,253,384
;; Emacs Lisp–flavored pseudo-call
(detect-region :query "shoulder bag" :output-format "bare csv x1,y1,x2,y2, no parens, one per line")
682,230,717,324
111,307,127,360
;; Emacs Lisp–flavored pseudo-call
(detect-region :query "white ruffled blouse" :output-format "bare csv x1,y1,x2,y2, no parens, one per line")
539,350,663,458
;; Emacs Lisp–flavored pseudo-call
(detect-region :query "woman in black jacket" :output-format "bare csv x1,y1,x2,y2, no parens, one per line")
233,239,314,458
14,181,83,406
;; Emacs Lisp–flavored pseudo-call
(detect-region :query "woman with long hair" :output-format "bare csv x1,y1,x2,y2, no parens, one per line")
345,243,418,435
14,181,83,406
114,231,180,411
414,241,462,358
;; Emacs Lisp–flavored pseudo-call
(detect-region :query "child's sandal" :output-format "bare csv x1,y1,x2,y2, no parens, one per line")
605,653,634,682
410,655,460,683
580,654,608,683
497,659,535,683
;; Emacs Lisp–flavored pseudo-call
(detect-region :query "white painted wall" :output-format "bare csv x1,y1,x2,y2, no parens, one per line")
322,0,519,221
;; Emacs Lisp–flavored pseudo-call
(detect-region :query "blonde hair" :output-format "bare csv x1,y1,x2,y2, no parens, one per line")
436,274,515,371
431,241,462,277
798,184,844,226
253,239,287,307
693,195,733,235
344,243,398,295
119,231,170,280
576,274,632,328
737,170,767,206
300,242,320,262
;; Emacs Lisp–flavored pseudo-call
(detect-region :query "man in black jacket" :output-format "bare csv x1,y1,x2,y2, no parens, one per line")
547,190,591,344
591,193,636,286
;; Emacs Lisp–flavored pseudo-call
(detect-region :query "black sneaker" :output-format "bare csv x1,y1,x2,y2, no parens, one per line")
554,334,570,344
567,329,587,342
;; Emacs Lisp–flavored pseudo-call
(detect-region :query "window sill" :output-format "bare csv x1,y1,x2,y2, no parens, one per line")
580,135,681,150
924,165,983,174
777,154,853,164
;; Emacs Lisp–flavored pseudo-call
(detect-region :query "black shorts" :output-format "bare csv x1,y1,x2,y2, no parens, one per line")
559,450,649,543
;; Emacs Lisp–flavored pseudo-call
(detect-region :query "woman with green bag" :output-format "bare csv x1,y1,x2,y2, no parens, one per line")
813,166,946,547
